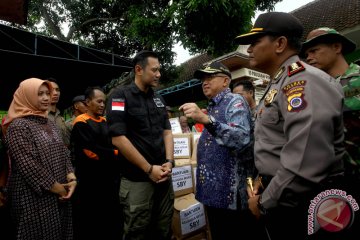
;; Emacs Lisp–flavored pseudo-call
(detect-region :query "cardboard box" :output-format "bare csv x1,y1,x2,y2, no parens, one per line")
175,158,191,167
172,193,207,238
170,117,183,134
172,159,193,197
173,133,192,159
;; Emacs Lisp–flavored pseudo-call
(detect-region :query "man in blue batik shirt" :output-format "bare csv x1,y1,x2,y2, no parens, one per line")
180,62,265,240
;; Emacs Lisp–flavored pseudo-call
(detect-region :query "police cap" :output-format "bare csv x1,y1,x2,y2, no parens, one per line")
235,12,303,45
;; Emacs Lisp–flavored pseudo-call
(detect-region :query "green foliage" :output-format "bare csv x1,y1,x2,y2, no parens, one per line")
5,0,281,77
173,0,259,56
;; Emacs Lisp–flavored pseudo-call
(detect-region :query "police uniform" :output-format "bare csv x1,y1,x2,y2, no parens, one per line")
256,57,347,239
255,56,344,208
235,12,348,240
48,108,71,147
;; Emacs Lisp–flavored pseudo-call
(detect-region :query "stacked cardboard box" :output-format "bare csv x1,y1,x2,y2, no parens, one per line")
171,133,211,240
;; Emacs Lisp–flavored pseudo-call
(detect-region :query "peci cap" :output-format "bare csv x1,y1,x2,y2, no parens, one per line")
194,61,231,79
72,95,85,104
300,27,356,57
235,12,303,45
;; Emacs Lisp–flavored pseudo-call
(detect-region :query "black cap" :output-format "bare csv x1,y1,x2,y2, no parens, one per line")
235,12,303,45
72,95,85,104
300,27,356,57
194,61,231,79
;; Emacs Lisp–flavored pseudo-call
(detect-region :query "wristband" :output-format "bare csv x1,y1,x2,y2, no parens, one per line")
166,159,175,168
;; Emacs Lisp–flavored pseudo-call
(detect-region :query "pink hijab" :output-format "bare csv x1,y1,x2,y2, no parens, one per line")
2,78,53,134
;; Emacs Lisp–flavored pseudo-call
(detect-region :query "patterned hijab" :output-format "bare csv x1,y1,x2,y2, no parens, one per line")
2,78,53,133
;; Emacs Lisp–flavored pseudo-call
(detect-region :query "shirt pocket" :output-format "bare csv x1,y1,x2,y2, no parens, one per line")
260,109,281,126
128,108,148,130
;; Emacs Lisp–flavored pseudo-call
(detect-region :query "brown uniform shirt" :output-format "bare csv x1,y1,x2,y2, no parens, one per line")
255,55,345,209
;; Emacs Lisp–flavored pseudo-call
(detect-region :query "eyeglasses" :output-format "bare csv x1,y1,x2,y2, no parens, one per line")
200,74,228,82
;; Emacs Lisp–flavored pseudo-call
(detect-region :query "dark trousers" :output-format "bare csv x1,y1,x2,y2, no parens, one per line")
264,204,360,240
206,206,268,240
0,205,15,240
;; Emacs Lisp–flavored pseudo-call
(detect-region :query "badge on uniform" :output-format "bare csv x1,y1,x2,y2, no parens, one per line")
274,67,285,81
282,80,307,112
288,61,305,77
264,89,278,107
153,98,165,107
112,98,125,111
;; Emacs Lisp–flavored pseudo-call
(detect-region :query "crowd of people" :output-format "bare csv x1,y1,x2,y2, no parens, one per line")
0,10,359,240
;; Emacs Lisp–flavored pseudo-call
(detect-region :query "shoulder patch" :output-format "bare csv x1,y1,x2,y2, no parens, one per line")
282,80,307,112
112,98,125,111
153,97,165,108
288,61,305,77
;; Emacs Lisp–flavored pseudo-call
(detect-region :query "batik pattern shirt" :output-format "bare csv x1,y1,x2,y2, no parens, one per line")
5,115,73,240
196,88,254,210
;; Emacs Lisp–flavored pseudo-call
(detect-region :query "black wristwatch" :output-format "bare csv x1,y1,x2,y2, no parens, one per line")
166,159,175,168
207,115,216,125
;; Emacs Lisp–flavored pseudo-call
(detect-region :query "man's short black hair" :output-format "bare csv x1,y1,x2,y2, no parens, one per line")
84,86,104,100
233,80,255,92
132,50,159,69
268,33,303,53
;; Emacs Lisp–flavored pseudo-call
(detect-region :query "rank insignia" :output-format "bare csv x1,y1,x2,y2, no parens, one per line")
274,67,285,80
264,89,278,107
288,61,305,77
282,80,307,112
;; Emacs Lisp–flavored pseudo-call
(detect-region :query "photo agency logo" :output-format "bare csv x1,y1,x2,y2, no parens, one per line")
308,189,359,235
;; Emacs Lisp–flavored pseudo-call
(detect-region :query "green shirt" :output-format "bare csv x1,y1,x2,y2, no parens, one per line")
338,63,360,167
339,63,360,111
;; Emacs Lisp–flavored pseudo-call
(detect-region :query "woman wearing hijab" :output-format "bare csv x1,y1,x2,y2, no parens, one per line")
2,78,77,240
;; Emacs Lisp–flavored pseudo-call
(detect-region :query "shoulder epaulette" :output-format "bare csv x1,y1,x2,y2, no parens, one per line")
274,66,285,81
288,61,305,77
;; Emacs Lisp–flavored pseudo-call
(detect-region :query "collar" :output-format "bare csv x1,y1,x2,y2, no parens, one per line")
209,88,231,106
272,55,301,83
49,108,60,116
341,63,360,79
130,81,154,97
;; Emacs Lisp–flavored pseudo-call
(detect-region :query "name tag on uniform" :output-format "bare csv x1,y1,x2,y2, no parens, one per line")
112,98,125,111
153,98,165,107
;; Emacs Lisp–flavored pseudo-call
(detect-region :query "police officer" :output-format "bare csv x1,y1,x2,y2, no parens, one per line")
301,27,360,186
236,12,347,239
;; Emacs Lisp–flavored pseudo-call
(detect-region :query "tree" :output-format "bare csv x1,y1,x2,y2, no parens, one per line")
6,0,280,67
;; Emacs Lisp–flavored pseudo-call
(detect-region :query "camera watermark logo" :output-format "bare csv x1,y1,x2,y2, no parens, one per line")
308,189,358,235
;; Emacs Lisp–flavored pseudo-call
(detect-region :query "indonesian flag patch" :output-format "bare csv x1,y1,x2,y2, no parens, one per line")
112,98,125,111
